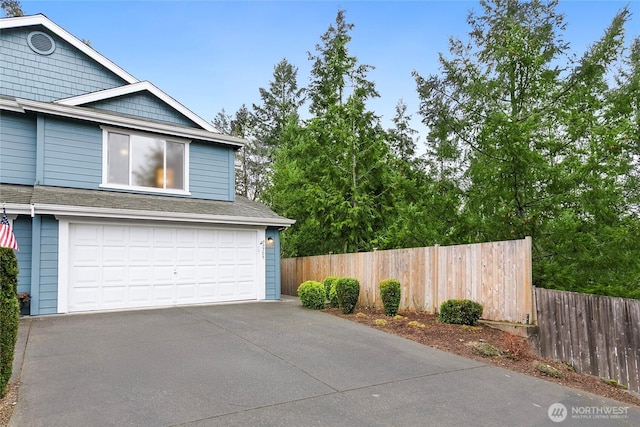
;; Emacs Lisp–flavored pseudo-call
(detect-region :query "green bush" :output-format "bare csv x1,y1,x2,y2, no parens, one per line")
335,277,360,314
1,248,20,398
438,299,483,326
328,284,338,308
380,278,401,316
323,276,339,308
297,280,326,309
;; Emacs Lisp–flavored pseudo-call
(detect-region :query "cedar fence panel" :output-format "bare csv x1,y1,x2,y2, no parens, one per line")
280,237,534,324
535,288,640,394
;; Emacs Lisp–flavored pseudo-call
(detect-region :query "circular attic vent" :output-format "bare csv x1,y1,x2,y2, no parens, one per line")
27,31,56,55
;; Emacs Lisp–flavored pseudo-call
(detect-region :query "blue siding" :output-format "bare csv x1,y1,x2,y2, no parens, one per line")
0,111,37,184
189,142,234,201
265,228,281,300
86,92,198,127
13,216,32,296
38,216,59,314
43,117,102,188
0,27,126,102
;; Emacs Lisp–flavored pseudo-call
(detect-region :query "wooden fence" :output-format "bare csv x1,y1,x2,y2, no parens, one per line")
281,237,534,324
535,288,640,394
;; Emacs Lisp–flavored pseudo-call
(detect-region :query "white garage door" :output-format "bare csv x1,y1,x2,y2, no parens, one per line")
67,223,260,312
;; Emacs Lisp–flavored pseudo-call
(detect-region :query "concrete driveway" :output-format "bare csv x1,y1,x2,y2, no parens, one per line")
9,298,639,426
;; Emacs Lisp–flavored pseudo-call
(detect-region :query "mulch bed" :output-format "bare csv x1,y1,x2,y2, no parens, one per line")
324,306,640,407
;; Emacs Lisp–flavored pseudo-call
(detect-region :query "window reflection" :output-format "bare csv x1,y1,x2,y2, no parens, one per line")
131,135,163,188
107,133,130,185
166,142,184,189
107,131,185,191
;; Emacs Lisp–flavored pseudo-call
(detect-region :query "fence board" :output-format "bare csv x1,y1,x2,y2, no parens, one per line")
535,288,640,394
281,238,533,323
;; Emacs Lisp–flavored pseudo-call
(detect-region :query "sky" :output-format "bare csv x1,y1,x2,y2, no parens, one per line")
17,0,640,139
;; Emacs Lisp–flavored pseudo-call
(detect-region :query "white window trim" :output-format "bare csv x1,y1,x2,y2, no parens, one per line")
100,126,191,195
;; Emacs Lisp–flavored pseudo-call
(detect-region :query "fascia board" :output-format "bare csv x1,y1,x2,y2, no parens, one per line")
37,204,296,227
0,98,25,113
0,204,32,216
0,14,138,84
10,98,245,148
56,81,219,133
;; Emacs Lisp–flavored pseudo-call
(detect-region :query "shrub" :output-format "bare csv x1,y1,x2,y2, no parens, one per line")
438,299,483,326
374,318,387,327
335,277,360,314
379,278,401,316
297,280,326,309
1,248,20,398
323,276,339,308
535,361,563,378
407,320,426,329
467,341,501,357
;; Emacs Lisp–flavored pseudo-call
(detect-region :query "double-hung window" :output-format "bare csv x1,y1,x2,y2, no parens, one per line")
102,127,189,194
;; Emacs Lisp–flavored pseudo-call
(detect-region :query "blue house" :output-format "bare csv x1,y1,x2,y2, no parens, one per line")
0,14,293,315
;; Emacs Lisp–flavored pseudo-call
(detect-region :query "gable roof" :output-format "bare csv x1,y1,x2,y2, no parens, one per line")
0,14,219,133
55,81,217,132
0,14,137,83
0,96,245,147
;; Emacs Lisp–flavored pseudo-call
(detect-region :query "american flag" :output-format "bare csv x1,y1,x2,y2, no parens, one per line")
0,208,19,251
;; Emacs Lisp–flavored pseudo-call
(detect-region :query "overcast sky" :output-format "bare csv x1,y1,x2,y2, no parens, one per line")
19,0,640,139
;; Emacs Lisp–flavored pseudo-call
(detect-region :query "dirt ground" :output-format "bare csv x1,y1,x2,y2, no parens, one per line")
0,382,18,427
323,306,640,408
1,308,638,426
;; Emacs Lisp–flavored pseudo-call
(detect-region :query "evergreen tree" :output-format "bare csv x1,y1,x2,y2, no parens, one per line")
1,0,23,17
414,0,640,295
252,58,305,154
268,10,392,256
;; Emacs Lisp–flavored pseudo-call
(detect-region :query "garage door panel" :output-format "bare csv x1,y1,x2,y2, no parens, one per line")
198,266,216,281
130,247,152,264
68,224,259,312
154,247,175,264
236,248,255,265
177,229,196,243
129,285,152,302
218,265,236,280
73,224,101,242
130,227,152,244
237,281,254,295
154,266,175,282
73,266,100,284
102,247,127,264
102,226,127,244
72,287,100,307
129,266,152,282
72,245,101,265
177,266,196,281
237,272,254,283
198,230,216,246
198,283,216,298
103,286,127,303
102,266,126,284
218,251,235,263
218,230,234,243
153,284,175,302
219,282,237,298
176,283,196,301
154,228,174,246
197,248,215,262
176,247,196,263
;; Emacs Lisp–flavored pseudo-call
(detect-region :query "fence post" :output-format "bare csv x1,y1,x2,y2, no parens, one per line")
432,244,439,313
524,236,535,324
